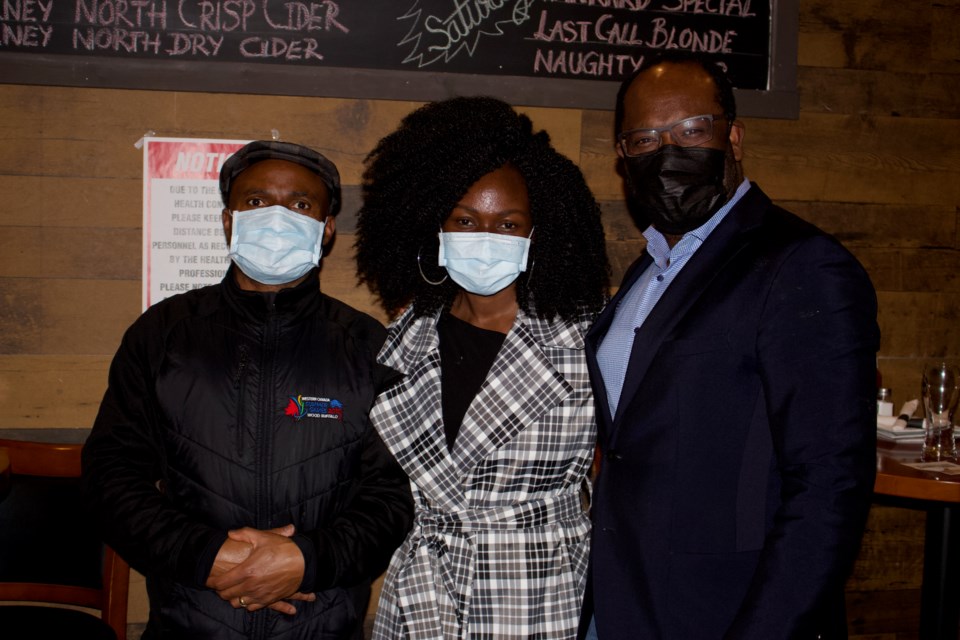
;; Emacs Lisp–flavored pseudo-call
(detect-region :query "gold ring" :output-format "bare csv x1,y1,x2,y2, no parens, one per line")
239,596,248,608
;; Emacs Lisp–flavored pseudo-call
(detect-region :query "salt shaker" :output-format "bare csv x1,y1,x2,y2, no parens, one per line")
877,388,894,417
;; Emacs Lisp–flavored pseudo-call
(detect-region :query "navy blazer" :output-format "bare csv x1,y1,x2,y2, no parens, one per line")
582,185,879,639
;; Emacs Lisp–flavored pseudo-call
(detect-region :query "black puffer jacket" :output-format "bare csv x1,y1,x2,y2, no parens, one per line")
82,268,413,640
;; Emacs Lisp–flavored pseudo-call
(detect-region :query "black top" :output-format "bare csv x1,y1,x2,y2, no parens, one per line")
437,312,507,451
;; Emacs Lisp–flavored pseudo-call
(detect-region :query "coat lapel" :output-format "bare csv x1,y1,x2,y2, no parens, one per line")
610,188,768,444
451,309,577,476
373,310,466,513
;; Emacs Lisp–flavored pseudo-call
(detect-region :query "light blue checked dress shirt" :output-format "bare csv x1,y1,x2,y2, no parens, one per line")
597,179,751,418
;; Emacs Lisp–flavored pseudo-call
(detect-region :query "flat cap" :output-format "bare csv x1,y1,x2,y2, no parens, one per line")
219,140,341,215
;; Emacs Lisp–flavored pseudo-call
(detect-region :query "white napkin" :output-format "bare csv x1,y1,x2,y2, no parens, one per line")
877,399,919,432
877,415,900,430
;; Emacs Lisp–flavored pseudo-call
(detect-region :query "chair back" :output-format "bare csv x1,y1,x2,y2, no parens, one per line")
0,438,129,640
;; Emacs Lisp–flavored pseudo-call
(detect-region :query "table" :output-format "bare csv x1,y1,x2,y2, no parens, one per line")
875,439,960,639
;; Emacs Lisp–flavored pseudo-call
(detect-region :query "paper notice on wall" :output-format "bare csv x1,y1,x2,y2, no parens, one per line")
142,137,248,310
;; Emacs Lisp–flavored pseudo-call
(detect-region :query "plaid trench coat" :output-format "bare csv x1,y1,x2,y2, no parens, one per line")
370,307,596,640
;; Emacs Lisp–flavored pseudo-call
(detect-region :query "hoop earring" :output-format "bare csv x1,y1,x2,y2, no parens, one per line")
417,242,447,286
524,229,535,283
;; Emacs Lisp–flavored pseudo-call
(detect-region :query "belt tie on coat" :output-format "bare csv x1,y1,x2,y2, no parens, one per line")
394,492,584,639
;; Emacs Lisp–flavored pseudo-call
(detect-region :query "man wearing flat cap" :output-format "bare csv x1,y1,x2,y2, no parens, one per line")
83,140,414,640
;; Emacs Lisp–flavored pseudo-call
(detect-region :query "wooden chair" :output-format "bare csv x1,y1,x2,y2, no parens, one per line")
0,438,129,640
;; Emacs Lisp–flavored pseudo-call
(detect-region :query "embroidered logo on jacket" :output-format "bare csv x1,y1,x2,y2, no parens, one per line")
285,396,343,422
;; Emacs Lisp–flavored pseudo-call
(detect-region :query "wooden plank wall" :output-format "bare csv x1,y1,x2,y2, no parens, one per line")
0,0,957,636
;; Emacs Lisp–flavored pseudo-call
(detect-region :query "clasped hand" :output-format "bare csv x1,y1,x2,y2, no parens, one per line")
206,524,315,615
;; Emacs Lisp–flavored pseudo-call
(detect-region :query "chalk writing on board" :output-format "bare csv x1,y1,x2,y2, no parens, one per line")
398,0,535,68
0,1,770,90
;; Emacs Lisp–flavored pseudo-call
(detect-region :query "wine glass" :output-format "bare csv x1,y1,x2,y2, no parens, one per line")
921,361,960,461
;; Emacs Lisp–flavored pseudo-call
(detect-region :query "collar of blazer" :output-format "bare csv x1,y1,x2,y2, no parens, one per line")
380,305,587,376
588,183,769,432
373,305,580,500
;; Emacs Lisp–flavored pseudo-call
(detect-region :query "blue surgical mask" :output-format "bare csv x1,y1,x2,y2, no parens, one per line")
438,231,531,296
228,205,325,285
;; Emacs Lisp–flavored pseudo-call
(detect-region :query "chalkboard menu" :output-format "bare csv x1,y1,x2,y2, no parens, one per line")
0,0,798,117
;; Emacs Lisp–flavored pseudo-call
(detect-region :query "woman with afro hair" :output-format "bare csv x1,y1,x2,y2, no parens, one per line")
356,96,610,639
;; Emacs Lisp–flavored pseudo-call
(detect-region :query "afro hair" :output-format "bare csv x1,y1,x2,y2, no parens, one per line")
355,96,609,322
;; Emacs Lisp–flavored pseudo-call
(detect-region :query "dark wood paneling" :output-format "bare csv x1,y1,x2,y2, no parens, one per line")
798,68,960,119
0,278,140,355
0,176,141,228
0,355,112,427
799,0,960,73
785,203,957,249
0,227,141,280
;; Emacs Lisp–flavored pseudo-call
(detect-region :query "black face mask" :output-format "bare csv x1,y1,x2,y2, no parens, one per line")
624,145,728,235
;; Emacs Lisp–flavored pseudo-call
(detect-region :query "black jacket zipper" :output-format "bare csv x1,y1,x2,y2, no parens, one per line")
252,305,280,640
234,344,249,459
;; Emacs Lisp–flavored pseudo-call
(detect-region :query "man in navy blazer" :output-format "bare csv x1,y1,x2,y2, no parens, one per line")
580,53,880,639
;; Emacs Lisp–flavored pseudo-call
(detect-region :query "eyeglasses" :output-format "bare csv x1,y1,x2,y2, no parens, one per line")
618,114,725,157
